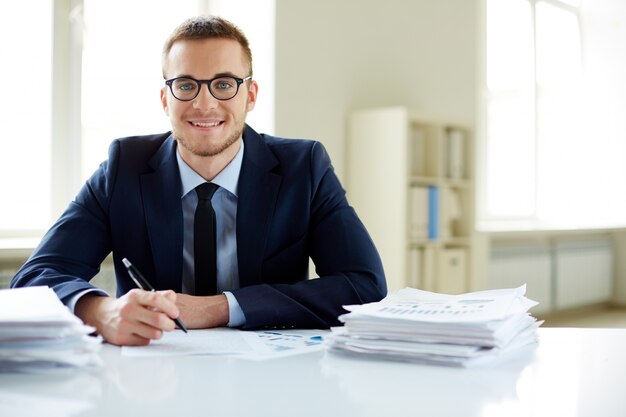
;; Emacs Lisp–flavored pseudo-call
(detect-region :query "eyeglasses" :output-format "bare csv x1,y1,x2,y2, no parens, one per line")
164,75,252,101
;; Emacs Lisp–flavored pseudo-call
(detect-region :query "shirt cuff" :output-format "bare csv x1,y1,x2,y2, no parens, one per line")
224,291,246,327
67,288,109,313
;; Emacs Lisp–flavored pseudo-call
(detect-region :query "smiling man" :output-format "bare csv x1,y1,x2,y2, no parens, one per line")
11,16,386,346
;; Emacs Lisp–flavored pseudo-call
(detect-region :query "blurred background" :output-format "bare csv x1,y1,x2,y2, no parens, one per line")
1,0,625,327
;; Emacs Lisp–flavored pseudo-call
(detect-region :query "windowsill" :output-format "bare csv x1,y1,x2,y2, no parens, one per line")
0,237,41,261
477,219,626,238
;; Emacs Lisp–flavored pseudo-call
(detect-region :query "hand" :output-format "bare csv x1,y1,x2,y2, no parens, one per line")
175,293,229,329
75,289,180,346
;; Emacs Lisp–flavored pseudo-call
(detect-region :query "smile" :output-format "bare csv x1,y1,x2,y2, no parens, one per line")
190,121,223,127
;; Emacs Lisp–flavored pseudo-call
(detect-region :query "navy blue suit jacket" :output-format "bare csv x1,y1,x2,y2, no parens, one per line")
11,125,386,329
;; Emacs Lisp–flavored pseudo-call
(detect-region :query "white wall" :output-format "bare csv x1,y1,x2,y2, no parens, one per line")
274,0,478,181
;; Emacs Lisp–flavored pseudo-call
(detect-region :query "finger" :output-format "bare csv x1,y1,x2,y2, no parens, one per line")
131,289,181,320
158,290,177,303
114,333,152,347
118,293,177,332
118,316,166,341
121,303,177,332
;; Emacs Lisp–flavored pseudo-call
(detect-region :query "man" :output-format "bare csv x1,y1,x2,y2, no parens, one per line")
11,16,386,346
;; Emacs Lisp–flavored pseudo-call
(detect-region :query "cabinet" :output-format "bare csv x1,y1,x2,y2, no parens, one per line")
347,107,475,292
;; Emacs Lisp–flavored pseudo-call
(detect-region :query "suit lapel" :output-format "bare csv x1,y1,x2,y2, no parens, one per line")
237,125,281,285
140,136,184,292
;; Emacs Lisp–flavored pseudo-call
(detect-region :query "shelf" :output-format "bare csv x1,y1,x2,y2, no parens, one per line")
408,176,472,189
409,237,471,248
347,106,475,293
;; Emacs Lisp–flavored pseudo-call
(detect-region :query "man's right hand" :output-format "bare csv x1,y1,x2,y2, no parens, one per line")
75,289,181,346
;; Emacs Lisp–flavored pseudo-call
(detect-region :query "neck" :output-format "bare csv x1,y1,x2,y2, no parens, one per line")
179,139,242,181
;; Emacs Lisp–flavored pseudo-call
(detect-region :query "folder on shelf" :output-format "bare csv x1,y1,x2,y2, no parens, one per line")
408,248,423,289
440,187,461,239
447,128,465,179
428,185,439,240
422,246,436,292
409,186,429,241
410,128,426,176
436,248,467,294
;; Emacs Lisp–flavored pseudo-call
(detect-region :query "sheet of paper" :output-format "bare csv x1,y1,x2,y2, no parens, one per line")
235,329,327,360
329,285,541,367
121,328,328,359
0,286,81,324
343,285,535,323
121,328,263,357
0,286,102,373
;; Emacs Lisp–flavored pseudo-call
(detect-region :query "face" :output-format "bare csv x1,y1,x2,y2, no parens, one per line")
161,38,257,159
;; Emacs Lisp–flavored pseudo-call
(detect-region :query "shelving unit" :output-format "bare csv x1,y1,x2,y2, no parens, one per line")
347,107,475,292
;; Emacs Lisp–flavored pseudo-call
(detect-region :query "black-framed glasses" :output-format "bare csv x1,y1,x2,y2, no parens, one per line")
164,75,252,101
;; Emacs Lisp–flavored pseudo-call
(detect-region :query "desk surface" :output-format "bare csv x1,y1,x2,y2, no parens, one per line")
2,327,626,417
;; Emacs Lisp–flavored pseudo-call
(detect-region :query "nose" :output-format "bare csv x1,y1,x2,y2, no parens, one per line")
192,83,219,110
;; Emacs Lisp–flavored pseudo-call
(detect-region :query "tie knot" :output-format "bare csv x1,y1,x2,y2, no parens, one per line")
196,182,219,200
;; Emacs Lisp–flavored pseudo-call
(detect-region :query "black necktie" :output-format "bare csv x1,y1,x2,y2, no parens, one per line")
194,183,219,296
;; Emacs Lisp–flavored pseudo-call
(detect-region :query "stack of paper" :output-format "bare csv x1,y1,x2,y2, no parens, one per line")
0,286,102,373
327,285,541,367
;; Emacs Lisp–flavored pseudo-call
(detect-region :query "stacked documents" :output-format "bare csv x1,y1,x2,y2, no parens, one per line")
0,286,102,373
327,285,541,367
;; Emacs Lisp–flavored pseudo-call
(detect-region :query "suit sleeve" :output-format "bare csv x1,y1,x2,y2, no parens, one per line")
233,141,387,329
10,142,119,305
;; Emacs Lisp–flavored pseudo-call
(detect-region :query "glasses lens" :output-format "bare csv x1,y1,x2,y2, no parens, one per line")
210,77,240,100
171,78,199,100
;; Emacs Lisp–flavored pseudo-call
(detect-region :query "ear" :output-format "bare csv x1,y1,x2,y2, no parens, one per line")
160,87,169,116
245,80,259,112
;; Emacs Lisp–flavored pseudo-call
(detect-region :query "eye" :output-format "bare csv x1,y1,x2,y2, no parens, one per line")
213,78,235,90
173,79,198,92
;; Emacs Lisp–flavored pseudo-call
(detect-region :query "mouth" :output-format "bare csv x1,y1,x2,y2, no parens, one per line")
189,120,224,128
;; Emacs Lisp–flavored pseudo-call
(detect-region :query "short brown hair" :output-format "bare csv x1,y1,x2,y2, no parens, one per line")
162,16,253,77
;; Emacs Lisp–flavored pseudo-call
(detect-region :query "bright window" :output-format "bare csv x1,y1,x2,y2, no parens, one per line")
82,0,275,181
81,0,198,180
0,0,275,236
0,1,52,232
483,0,626,230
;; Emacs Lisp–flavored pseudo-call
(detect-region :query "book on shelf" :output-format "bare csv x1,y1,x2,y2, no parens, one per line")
410,127,426,176
409,186,429,240
428,185,439,240
439,187,461,240
436,248,467,294
446,128,465,180
422,246,436,291
408,248,422,289
409,185,461,243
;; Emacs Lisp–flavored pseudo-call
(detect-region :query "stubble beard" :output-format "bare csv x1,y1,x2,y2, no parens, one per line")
173,123,244,158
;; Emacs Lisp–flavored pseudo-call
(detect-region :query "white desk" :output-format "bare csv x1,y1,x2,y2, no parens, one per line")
2,327,625,417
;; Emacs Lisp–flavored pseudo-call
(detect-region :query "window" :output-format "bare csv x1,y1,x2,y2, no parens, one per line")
482,0,626,230
81,0,198,180
0,1,53,232
0,0,275,237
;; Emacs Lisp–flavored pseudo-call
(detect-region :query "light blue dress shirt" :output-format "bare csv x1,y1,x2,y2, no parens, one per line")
69,140,246,328
176,141,246,327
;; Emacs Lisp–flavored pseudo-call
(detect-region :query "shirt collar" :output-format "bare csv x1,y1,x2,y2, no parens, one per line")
176,139,244,198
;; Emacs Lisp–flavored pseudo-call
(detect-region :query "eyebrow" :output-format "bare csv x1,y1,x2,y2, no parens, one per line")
173,72,243,80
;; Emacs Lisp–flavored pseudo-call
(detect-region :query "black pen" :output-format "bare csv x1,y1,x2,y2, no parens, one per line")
122,257,188,333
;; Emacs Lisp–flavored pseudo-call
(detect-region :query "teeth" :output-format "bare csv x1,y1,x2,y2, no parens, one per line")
192,121,220,127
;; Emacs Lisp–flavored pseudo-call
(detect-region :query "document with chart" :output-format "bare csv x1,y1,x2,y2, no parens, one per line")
327,285,542,367
122,328,326,359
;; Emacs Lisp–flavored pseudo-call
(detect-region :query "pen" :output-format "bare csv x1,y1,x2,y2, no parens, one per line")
122,257,188,333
